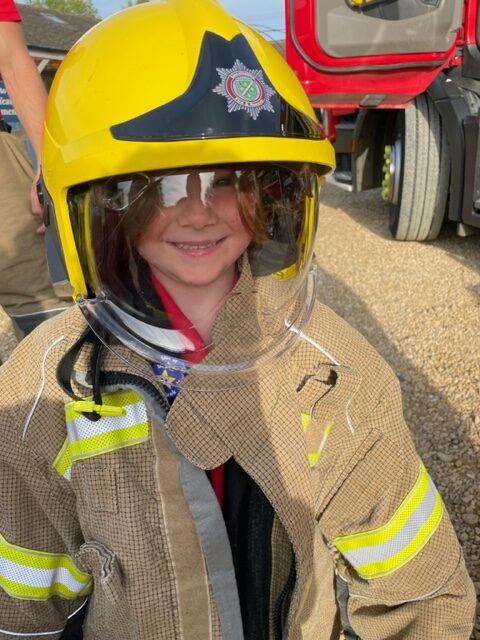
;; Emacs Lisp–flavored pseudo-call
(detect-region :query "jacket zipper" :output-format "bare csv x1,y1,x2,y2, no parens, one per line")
99,370,171,419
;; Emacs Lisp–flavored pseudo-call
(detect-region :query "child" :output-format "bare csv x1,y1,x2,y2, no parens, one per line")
0,1,475,638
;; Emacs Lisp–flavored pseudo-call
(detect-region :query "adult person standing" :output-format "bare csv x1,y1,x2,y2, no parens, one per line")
0,0,69,338
0,0,45,163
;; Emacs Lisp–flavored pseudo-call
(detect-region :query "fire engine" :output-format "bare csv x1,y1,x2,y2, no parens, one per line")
286,0,480,240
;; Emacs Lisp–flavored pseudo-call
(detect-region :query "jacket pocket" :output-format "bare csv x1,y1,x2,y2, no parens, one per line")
76,541,137,640
74,464,119,515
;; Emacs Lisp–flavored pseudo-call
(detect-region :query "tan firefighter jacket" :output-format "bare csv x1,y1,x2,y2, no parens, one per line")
0,303,475,639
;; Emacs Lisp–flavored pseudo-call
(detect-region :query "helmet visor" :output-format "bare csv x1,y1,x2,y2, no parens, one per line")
69,164,321,382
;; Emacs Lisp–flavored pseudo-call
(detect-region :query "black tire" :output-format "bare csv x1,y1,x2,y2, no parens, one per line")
389,94,449,241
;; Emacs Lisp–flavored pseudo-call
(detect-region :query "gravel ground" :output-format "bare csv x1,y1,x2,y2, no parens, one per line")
316,183,480,635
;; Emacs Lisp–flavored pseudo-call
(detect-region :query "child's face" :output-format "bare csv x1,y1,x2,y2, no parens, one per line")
135,169,252,291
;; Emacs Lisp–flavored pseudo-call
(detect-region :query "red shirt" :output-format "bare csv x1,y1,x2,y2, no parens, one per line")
0,0,21,120
150,273,206,364
0,0,21,21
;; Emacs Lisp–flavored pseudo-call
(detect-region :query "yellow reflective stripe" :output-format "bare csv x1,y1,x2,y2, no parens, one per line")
54,390,149,479
0,533,88,579
0,573,92,601
69,422,149,463
308,424,332,467
301,415,331,467
53,438,71,478
318,424,331,454
356,493,443,578
334,464,429,552
333,464,444,578
301,412,311,431
0,532,91,601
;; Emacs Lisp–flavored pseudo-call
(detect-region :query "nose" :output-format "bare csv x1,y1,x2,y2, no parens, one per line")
176,172,217,229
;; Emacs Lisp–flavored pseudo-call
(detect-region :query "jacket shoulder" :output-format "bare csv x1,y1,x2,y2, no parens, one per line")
0,306,88,455
292,302,399,421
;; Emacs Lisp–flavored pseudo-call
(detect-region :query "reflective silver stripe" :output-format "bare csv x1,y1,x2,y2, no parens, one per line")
343,478,438,568
146,399,243,640
180,458,244,640
0,628,64,637
0,531,91,601
334,465,444,578
0,556,90,594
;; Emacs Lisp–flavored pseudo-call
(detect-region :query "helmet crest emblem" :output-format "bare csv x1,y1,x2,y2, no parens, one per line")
213,59,276,120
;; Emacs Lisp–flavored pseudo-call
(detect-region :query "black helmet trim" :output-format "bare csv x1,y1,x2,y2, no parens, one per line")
110,32,324,143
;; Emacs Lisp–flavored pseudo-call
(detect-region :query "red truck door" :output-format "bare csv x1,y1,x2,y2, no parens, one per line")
286,0,463,108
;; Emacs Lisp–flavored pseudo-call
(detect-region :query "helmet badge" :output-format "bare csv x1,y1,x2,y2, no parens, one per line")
213,59,276,120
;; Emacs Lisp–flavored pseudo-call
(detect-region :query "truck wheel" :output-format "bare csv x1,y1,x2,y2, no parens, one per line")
382,94,449,241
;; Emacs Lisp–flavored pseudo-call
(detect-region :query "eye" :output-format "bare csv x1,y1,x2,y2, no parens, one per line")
212,172,236,188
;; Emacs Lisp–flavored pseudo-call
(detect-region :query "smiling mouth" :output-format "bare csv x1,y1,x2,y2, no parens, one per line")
165,238,227,258
169,239,224,250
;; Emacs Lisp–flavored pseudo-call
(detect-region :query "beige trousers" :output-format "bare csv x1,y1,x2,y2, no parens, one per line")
0,131,69,334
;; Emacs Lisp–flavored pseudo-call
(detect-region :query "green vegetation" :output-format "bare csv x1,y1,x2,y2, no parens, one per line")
27,0,99,19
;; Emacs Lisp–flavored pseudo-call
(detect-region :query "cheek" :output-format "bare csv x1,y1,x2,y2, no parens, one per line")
135,228,152,256
224,204,252,236
135,213,169,254
229,214,253,250
135,236,149,260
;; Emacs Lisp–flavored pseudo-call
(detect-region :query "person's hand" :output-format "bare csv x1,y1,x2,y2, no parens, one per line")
31,165,45,233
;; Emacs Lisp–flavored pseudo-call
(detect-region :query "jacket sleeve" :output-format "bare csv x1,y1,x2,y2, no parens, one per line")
321,375,476,639
0,341,90,639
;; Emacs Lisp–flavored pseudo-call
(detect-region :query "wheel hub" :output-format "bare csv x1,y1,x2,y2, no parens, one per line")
382,139,401,204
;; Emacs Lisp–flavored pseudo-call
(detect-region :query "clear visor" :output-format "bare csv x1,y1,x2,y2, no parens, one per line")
69,164,322,387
